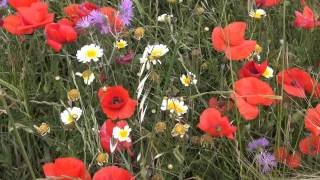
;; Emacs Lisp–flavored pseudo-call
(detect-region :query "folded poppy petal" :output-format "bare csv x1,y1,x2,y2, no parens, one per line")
224,40,256,61
42,163,56,177
283,84,306,98
211,27,226,52
256,0,281,7
223,22,246,46
304,104,320,136
299,135,320,156
234,77,274,106
293,6,316,29
8,0,39,9
93,166,134,180
58,18,75,27
232,92,259,120
47,39,62,52
17,2,54,30
59,25,77,42
3,15,33,35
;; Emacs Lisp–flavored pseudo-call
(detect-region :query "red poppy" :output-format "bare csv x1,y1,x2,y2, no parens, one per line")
100,119,133,155
211,22,256,61
100,7,124,32
64,2,98,23
274,146,301,169
277,68,314,98
3,15,34,35
8,0,39,9
98,86,137,120
197,108,237,140
239,60,268,79
232,77,274,120
293,6,320,30
256,0,281,7
42,157,91,180
208,97,234,113
299,135,320,156
93,166,134,180
274,146,288,162
45,20,78,52
286,153,301,169
304,104,320,136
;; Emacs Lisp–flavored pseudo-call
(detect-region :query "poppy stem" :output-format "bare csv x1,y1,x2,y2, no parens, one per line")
0,92,36,180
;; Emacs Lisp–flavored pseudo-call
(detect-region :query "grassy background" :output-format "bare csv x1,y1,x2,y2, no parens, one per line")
1,0,320,179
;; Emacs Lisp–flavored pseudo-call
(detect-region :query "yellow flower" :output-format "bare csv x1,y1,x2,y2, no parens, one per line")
171,123,190,138
115,39,128,49
134,27,145,40
33,122,50,136
75,70,95,85
154,121,167,134
96,152,109,166
255,44,263,54
262,66,274,79
249,9,267,19
67,89,80,102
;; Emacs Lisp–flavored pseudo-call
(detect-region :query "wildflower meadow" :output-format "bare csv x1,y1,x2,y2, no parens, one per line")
1,0,320,179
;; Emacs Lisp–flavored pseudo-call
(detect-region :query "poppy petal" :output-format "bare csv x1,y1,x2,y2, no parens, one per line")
224,40,256,61
232,93,259,120
223,21,246,46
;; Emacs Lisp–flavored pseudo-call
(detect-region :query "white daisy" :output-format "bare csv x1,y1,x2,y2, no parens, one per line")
249,9,267,19
161,97,188,116
60,107,82,125
112,125,132,142
140,44,169,70
180,72,197,87
76,44,103,63
157,14,173,23
262,66,274,79
75,70,95,85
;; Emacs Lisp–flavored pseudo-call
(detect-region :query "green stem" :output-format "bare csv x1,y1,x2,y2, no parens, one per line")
0,92,36,180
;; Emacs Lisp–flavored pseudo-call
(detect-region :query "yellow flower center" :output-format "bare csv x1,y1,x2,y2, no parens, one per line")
150,49,163,59
255,44,263,54
119,129,129,138
82,70,92,81
182,76,191,85
116,41,127,49
263,68,271,77
67,113,78,124
167,101,185,114
86,49,97,58
174,124,186,135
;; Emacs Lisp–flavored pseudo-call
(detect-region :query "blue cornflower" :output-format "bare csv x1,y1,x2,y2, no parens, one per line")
119,0,133,26
247,137,270,152
257,152,277,173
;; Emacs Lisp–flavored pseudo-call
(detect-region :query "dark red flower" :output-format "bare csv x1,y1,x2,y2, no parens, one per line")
8,0,39,9
93,166,134,180
100,119,133,155
239,60,268,78
299,135,320,156
42,157,91,180
116,51,135,65
304,104,320,136
45,20,78,52
256,0,281,7
197,108,237,140
212,22,256,61
293,6,320,30
98,86,137,120
232,77,274,120
277,68,315,98
100,7,124,32
64,2,98,23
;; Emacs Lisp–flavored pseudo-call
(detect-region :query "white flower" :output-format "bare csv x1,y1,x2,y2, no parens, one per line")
76,44,103,63
115,39,128,49
140,44,169,70
112,125,132,142
75,70,95,85
161,97,188,116
60,107,82,125
157,14,173,23
180,72,197,86
249,9,266,19
262,66,274,79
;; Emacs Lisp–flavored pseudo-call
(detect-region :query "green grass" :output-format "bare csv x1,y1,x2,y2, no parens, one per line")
1,0,320,179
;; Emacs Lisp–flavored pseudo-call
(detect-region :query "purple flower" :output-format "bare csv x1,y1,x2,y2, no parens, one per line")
0,0,7,8
257,152,277,173
76,10,111,34
119,0,133,26
247,137,270,152
116,51,135,65
76,16,93,29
